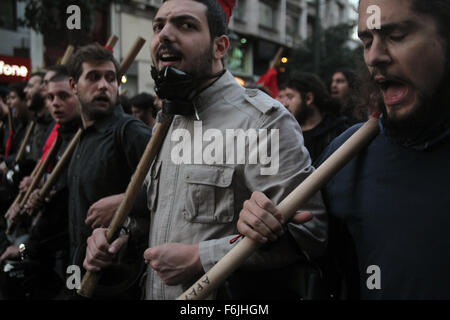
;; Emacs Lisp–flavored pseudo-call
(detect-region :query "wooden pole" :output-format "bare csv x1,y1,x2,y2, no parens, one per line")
39,128,82,198
27,128,82,216
119,37,146,77
105,35,119,50
177,114,381,300
5,138,58,235
60,45,75,66
4,159,41,219
14,121,35,163
19,136,60,210
5,136,60,234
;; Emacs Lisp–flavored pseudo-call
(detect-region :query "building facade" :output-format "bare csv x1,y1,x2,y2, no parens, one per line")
0,0,353,96
228,0,353,82
117,0,354,92
0,0,39,91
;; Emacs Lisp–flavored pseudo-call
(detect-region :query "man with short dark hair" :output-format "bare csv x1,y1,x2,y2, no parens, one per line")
280,72,351,162
66,43,151,299
84,0,327,300
238,0,450,299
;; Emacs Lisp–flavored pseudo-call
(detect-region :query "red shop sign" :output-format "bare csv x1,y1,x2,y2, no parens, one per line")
0,55,31,83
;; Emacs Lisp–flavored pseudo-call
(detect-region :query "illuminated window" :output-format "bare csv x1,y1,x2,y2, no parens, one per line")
226,37,250,75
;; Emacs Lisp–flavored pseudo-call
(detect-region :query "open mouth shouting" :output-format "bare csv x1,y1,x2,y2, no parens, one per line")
374,75,416,111
157,46,183,68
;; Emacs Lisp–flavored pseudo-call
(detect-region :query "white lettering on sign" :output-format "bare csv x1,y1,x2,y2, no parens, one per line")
0,60,29,78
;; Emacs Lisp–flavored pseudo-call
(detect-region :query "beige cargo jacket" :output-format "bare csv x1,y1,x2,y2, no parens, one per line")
145,71,327,299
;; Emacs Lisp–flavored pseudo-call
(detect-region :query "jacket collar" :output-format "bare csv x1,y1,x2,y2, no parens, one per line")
192,70,240,116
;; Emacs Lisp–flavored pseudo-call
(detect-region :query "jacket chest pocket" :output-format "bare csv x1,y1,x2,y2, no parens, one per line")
147,160,162,213
183,165,235,224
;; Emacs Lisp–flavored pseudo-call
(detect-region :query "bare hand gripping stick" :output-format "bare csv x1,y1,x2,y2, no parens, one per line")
178,113,381,300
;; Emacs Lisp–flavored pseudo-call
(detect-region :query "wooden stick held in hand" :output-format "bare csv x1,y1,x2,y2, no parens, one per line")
40,129,82,199
4,159,41,219
19,136,60,210
177,113,381,300
26,128,83,216
5,136,60,235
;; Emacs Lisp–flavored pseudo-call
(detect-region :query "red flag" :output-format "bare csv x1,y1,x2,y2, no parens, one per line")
40,123,59,170
217,0,236,23
257,68,279,98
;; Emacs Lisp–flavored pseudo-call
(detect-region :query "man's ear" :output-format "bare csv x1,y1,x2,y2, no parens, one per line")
69,77,77,94
305,92,315,107
213,35,230,61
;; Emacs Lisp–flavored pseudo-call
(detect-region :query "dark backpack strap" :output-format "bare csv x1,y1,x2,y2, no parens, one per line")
114,116,137,176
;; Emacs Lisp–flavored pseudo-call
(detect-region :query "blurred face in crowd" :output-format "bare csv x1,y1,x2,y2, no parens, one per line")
42,70,57,106
330,72,350,100
150,0,227,79
24,75,45,111
72,60,118,121
131,106,155,127
283,87,313,126
47,80,80,124
358,0,447,127
276,88,289,107
284,88,302,116
7,90,27,118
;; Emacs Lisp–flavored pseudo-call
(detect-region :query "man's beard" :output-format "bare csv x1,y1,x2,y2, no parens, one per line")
293,101,314,127
377,62,450,142
366,54,450,143
28,92,45,112
188,44,214,83
78,96,115,122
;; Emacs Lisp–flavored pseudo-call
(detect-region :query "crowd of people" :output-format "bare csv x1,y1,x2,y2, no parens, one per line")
0,0,449,300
